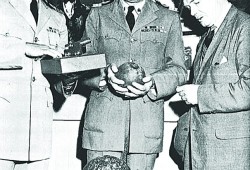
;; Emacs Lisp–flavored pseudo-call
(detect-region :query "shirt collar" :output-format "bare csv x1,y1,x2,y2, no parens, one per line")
24,0,39,8
121,0,145,14
213,2,231,33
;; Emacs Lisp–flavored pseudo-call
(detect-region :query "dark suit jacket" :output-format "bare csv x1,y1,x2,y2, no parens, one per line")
82,0,187,153
174,5,250,169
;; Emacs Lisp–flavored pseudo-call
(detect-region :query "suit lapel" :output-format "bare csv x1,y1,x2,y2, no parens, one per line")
192,35,206,82
196,6,237,81
132,0,158,33
9,0,36,31
36,0,51,34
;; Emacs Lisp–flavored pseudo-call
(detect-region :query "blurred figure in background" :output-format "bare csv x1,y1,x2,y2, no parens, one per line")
61,0,89,42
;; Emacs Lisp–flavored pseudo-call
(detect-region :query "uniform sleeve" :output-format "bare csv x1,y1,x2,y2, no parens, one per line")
57,14,68,53
81,8,104,90
149,13,187,100
198,20,250,113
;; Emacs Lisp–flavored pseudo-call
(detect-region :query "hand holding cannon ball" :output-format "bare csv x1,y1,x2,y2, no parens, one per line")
107,62,156,98
40,39,155,98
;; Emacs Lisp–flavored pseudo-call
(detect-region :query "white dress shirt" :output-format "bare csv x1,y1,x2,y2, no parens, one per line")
121,0,145,21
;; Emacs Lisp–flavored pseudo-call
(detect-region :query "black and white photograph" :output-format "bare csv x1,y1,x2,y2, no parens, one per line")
0,0,250,169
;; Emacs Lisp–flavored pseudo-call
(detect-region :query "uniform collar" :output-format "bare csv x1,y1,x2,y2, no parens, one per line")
24,0,39,9
121,0,145,15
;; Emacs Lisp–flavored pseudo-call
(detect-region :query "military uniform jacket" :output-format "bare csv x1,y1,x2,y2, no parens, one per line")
0,0,67,161
83,0,187,153
174,6,250,169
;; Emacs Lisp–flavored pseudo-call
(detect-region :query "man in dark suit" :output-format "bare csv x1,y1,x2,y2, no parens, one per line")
81,0,187,169
175,0,250,169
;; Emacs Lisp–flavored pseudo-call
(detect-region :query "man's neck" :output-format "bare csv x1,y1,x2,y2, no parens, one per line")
121,0,145,9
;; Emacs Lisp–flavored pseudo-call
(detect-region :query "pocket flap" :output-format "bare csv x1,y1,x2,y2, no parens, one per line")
215,125,250,140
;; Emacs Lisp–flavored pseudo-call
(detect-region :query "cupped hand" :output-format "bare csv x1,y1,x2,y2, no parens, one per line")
25,42,62,59
125,75,155,98
107,63,128,94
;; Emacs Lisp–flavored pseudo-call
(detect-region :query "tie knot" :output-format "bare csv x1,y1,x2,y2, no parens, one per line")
30,0,37,7
128,6,135,13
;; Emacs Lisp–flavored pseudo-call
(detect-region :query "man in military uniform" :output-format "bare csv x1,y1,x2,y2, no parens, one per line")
81,0,187,169
0,0,68,169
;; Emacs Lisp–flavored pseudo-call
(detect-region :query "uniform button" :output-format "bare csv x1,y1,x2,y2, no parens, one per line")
130,38,137,42
34,37,38,42
196,80,201,84
130,58,136,62
32,76,36,82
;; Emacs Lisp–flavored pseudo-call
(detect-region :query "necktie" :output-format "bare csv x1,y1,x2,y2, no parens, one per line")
199,28,215,65
126,6,135,31
30,0,38,24
204,29,214,48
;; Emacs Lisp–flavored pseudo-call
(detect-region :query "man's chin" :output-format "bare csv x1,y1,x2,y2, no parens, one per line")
199,20,213,28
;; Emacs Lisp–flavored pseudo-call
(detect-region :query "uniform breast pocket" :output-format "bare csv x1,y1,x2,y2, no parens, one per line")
0,23,24,40
0,28,24,69
0,32,22,40
98,30,122,57
47,27,60,48
140,32,166,69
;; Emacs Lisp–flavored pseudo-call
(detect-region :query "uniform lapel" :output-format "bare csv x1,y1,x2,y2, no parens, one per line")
9,0,36,31
107,0,131,33
132,0,158,33
36,0,51,34
107,0,158,34
196,6,236,81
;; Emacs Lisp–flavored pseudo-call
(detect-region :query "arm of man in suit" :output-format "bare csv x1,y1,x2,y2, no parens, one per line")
197,19,250,113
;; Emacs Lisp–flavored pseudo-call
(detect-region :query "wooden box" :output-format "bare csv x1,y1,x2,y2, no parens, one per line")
41,54,106,75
